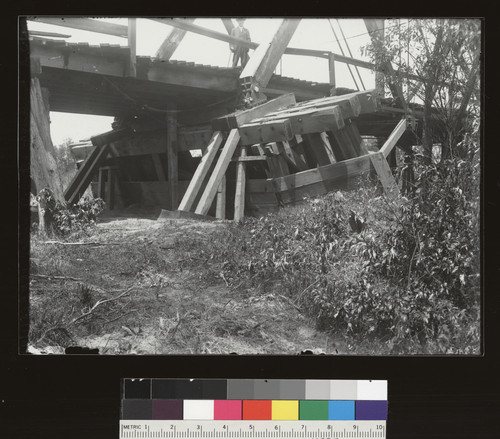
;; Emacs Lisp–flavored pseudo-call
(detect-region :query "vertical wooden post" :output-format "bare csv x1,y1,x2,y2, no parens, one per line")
216,175,226,220
234,146,247,222
152,153,167,181
128,18,137,77
328,52,336,92
166,103,178,210
97,167,105,199
104,167,116,210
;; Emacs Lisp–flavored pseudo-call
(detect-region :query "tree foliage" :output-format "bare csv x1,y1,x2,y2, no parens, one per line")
363,18,481,163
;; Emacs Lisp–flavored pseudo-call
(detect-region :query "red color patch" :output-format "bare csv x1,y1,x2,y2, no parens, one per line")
242,400,272,420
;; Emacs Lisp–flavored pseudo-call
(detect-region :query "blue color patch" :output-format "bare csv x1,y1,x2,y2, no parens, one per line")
328,400,355,420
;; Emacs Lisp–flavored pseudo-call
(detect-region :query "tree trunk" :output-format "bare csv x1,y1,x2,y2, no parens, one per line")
30,77,65,203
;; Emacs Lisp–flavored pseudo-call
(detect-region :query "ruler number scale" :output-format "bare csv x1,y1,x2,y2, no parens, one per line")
120,421,385,438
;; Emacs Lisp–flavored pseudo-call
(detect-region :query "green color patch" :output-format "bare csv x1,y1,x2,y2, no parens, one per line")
299,400,329,420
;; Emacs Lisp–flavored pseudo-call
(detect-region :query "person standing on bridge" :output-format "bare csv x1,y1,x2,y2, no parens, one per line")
230,18,251,68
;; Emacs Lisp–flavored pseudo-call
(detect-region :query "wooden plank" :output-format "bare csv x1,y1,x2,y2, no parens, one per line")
64,143,111,204
277,141,309,172
303,133,333,166
30,17,128,38
260,92,364,120
369,152,400,198
328,53,336,89
97,167,105,199
195,129,241,216
326,131,347,162
234,146,248,221
264,145,290,177
232,155,268,162
272,154,371,192
221,18,235,34
330,129,357,160
216,175,226,220
155,18,196,60
166,104,178,210
379,118,407,158
151,17,328,59
319,132,337,163
211,93,296,131
343,121,367,156
178,131,224,212
152,153,166,181
239,118,294,146
240,19,300,87
127,18,137,77
247,105,344,136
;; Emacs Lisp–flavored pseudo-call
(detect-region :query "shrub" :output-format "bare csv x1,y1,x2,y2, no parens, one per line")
35,188,105,237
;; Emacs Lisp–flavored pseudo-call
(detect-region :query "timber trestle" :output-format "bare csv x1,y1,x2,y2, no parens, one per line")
177,89,409,221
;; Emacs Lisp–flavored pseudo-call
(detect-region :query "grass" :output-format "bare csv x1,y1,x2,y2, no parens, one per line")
28,168,480,355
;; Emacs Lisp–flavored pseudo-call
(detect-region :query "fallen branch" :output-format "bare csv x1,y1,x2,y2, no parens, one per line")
31,274,82,282
66,286,135,328
278,294,301,311
43,241,122,246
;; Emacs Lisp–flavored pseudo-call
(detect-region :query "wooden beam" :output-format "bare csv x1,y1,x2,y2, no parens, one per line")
272,155,372,204
155,18,196,60
329,129,357,160
127,18,137,77
221,18,235,34
29,29,72,38
279,141,309,172
364,19,407,109
343,121,369,156
152,153,166,181
178,131,224,212
240,19,301,88
264,144,290,177
29,17,128,38
195,129,241,216
369,151,400,198
232,155,268,162
234,146,247,221
328,52,336,89
262,90,371,120
211,93,296,131
379,118,407,158
239,118,294,146
166,104,178,210
302,133,333,167
248,105,345,133
64,143,110,204
319,132,338,163
216,175,226,220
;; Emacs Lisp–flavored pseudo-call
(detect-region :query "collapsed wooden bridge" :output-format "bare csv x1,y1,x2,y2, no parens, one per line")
26,17,421,221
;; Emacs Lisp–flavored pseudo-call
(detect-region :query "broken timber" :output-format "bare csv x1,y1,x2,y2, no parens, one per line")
174,89,406,220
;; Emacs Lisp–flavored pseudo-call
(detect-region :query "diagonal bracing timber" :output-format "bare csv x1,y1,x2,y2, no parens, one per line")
178,131,224,212
195,129,241,216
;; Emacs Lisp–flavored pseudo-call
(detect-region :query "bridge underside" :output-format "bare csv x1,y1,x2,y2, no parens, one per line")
31,38,332,125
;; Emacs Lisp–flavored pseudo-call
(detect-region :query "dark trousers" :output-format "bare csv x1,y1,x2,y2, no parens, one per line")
232,48,249,68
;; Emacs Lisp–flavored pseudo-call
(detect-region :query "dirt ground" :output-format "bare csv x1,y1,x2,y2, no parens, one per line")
29,211,348,355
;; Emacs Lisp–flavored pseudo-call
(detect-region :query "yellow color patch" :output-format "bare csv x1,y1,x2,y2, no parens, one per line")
272,400,299,420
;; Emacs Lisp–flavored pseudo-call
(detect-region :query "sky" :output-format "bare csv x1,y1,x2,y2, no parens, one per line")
27,18,377,146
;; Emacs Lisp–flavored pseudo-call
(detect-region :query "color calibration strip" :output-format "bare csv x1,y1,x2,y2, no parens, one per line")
121,379,387,421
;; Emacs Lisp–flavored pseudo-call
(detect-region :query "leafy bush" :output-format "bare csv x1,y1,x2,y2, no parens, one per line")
35,188,105,237
195,148,480,353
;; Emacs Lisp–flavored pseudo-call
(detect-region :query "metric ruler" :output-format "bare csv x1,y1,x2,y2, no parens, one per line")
119,420,386,438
